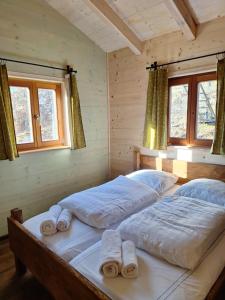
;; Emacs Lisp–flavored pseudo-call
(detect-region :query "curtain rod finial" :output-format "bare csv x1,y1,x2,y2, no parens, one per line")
67,65,77,74
150,61,158,70
67,65,71,73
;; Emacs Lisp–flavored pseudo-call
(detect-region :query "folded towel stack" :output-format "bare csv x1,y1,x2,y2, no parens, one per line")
40,205,72,236
100,230,122,278
100,230,138,279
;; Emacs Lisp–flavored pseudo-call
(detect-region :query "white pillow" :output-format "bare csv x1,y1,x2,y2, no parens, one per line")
58,175,159,229
175,178,225,206
126,169,178,194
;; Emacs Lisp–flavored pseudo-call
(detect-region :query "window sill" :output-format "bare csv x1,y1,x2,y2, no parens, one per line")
167,145,211,150
19,145,71,155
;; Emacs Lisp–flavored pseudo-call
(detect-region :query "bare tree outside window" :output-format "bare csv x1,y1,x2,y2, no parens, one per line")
168,72,217,147
9,79,64,151
10,86,33,144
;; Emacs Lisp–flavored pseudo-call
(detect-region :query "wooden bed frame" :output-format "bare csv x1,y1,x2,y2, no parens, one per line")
7,151,225,300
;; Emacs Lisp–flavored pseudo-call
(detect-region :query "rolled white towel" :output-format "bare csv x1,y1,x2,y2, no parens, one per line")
99,230,122,278
57,209,72,232
121,240,138,279
40,205,62,236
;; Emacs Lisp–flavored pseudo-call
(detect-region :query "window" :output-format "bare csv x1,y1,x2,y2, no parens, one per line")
168,72,217,147
9,79,64,151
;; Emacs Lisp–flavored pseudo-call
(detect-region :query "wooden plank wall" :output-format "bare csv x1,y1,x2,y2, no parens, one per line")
0,0,109,236
139,155,225,183
108,17,225,178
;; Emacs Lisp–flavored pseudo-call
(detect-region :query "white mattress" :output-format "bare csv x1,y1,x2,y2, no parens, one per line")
70,229,225,300
23,184,179,262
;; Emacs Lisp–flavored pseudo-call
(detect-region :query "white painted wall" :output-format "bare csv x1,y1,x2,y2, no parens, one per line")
0,0,109,236
108,17,225,178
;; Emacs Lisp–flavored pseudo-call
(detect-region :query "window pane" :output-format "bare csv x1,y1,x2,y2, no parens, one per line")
38,88,59,142
10,86,34,144
169,84,188,138
196,80,217,140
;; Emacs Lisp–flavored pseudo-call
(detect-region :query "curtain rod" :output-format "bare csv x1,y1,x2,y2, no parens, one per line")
146,50,225,70
0,56,77,73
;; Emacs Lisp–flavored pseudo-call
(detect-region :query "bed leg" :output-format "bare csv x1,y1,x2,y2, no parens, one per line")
14,256,27,276
10,208,27,276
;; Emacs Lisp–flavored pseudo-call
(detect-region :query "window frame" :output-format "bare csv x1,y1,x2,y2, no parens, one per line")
168,72,217,147
9,78,64,152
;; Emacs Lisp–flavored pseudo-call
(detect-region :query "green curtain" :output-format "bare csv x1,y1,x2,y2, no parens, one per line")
69,72,86,149
211,59,225,155
0,64,18,161
143,68,168,150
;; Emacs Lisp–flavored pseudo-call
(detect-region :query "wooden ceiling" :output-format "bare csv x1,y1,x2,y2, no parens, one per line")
45,0,225,54
187,0,225,23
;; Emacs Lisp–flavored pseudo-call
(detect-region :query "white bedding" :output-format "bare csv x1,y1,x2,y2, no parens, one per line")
70,229,225,300
23,212,106,262
175,178,225,206
126,170,178,194
59,176,159,229
23,185,179,262
118,196,225,270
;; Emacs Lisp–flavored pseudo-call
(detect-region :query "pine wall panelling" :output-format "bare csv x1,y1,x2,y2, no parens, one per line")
0,0,109,236
108,17,225,178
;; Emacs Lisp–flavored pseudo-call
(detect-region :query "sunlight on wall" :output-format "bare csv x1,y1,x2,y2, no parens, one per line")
141,145,225,166
172,160,188,179
155,157,162,170
176,148,193,162
158,152,168,159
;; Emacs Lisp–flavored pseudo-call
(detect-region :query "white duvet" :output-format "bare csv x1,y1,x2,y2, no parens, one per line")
118,195,225,270
59,176,159,229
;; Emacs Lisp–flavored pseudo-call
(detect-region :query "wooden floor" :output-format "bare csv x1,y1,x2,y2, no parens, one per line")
0,239,52,300
1,238,225,300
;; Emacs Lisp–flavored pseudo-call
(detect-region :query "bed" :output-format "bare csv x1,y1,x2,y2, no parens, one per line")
22,177,177,262
7,150,225,300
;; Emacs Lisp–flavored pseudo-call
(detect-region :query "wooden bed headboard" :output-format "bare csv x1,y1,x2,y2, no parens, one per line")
135,151,225,183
